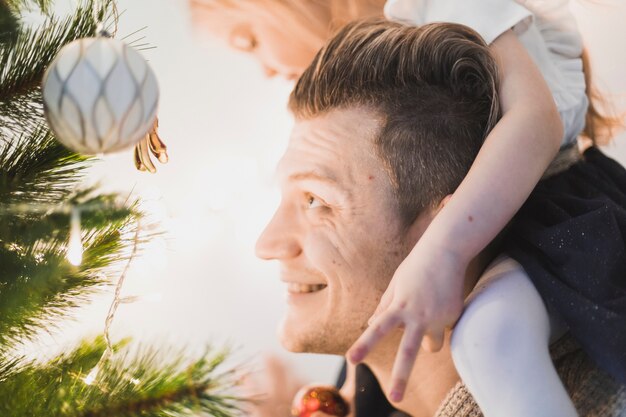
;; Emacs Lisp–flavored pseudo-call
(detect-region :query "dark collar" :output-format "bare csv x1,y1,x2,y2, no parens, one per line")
336,361,412,417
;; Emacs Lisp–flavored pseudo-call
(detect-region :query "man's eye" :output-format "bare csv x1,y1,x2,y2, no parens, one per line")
307,195,324,209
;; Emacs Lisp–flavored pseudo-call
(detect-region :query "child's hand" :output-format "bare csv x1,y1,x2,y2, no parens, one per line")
346,243,467,403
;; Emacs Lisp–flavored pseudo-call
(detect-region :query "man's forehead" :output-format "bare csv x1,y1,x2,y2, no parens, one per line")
275,151,340,184
277,108,381,182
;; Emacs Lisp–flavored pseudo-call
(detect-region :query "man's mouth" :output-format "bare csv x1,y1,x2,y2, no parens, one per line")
287,283,327,294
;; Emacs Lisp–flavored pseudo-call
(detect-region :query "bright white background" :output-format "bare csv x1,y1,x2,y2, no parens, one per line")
33,0,626,387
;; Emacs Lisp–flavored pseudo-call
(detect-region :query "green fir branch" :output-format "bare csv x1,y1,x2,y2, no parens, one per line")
0,353,23,383
0,0,19,43
4,0,53,15
0,0,115,104
0,211,137,351
0,123,142,351
0,192,133,246
0,338,244,417
0,125,90,206
0,0,248,414
0,89,43,134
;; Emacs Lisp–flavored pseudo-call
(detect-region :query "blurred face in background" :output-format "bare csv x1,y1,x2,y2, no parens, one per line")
189,0,329,79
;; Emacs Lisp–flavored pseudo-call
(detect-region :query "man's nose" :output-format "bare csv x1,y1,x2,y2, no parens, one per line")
255,208,301,260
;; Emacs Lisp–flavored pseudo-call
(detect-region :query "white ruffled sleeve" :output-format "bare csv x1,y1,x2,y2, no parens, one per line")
384,0,533,44
517,0,587,145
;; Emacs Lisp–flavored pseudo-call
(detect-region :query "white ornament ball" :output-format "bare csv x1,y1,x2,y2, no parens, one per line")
42,36,159,155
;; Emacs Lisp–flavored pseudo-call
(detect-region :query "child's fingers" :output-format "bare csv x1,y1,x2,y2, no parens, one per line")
348,312,402,363
421,329,445,352
389,323,425,402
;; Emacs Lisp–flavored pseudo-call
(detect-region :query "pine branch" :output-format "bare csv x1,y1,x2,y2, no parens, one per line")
0,1,247,414
0,0,115,104
4,0,53,15
0,121,140,354
0,1,19,43
0,191,132,245
0,89,43,135
0,338,245,417
0,353,23,383
0,125,90,206
0,210,138,352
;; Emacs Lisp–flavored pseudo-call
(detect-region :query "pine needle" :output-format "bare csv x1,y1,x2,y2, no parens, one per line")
4,0,53,15
0,338,245,417
0,1,246,415
0,0,115,103
0,1,19,42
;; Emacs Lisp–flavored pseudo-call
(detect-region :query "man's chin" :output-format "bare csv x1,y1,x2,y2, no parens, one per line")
277,317,348,355
277,318,312,353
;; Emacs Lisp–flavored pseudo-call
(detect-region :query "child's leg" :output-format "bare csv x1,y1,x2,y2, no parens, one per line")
450,264,577,417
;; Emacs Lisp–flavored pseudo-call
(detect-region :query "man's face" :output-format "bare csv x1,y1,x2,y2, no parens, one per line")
256,107,426,354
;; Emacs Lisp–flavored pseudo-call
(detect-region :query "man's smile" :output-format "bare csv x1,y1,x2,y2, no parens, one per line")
287,283,328,294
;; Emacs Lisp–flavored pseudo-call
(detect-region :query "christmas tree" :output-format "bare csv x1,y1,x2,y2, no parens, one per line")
0,0,243,415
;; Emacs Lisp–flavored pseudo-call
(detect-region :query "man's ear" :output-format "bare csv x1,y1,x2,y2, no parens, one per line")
437,194,453,213
406,195,453,244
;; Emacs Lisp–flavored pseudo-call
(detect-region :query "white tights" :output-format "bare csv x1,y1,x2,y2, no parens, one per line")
450,257,578,417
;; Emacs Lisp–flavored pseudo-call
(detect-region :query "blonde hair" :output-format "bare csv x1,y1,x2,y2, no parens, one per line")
189,0,385,50
577,0,626,145
581,50,625,145
191,0,623,145
327,0,386,29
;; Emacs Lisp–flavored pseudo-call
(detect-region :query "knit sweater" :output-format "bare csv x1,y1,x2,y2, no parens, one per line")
350,333,626,416
434,334,626,417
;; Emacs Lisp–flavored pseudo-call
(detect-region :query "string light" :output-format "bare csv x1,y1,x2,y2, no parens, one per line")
84,0,123,381
83,221,142,386
83,365,100,386
119,293,163,304
67,207,83,266
0,200,135,269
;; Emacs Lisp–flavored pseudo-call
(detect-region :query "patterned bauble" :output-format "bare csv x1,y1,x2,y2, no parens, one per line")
42,35,159,155
291,385,350,417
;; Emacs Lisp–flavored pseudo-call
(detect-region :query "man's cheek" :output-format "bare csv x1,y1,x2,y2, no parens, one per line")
303,229,349,270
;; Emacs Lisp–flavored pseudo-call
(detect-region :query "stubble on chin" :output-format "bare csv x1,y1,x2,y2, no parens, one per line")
277,314,368,356
277,233,411,356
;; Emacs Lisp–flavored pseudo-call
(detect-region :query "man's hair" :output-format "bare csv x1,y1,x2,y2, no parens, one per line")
289,19,501,224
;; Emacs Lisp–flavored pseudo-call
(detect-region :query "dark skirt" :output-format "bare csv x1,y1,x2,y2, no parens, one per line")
504,146,626,385
335,362,410,417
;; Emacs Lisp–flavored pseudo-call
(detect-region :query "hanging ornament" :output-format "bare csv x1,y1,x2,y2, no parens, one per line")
134,117,168,173
291,385,350,417
42,32,159,155
67,207,83,266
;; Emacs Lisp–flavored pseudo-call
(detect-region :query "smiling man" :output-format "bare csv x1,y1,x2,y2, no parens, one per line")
257,107,465,416
262,108,416,354
256,20,494,416
255,19,626,417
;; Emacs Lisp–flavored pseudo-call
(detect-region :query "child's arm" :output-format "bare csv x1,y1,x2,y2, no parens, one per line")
422,29,563,263
347,29,564,402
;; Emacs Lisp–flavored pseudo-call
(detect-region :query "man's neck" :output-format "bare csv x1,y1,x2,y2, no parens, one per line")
363,334,459,417
362,249,494,416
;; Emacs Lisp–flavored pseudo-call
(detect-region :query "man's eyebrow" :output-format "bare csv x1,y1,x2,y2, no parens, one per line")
287,171,340,185
281,170,353,200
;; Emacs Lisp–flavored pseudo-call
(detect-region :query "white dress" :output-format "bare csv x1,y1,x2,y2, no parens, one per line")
384,0,588,148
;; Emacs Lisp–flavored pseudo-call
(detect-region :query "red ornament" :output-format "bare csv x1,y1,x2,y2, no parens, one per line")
291,385,350,417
